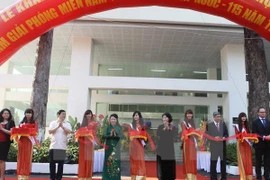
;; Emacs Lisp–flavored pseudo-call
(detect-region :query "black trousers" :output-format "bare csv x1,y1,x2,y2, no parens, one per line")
210,146,227,180
255,147,270,180
49,149,66,180
156,155,176,180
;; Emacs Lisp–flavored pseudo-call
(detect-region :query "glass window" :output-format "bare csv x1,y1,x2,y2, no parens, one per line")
195,106,208,114
218,106,223,115
156,105,165,112
109,104,119,111
97,89,214,98
194,93,207,97
100,104,209,129
6,35,71,76
148,105,156,112
138,105,147,112
122,105,129,112
4,100,67,126
174,106,184,113
129,105,138,112
98,64,209,80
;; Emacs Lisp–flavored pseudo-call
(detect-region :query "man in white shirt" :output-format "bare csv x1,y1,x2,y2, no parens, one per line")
48,110,72,180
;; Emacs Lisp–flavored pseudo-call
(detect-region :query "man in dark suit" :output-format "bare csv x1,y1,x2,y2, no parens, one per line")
206,112,229,180
252,107,270,180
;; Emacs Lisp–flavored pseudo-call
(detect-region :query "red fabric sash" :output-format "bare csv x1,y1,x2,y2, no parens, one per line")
75,127,108,149
129,131,147,141
75,128,95,142
10,127,40,148
127,127,156,151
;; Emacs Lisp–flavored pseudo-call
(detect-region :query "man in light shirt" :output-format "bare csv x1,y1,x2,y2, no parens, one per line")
48,110,72,180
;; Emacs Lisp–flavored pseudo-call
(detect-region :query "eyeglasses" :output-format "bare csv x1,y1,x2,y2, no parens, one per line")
259,112,266,113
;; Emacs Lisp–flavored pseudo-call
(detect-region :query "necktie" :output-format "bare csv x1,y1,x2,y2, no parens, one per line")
262,119,266,127
216,123,219,131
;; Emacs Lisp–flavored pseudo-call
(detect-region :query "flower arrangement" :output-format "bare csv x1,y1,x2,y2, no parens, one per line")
96,114,108,146
98,114,105,121
198,119,208,151
121,128,130,151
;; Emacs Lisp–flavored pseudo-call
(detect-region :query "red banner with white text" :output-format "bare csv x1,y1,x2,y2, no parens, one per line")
0,0,270,65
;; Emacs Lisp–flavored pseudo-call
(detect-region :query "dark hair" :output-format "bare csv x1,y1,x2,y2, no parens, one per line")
0,108,13,123
238,112,249,133
132,111,144,130
257,107,265,112
57,110,66,115
21,108,35,124
184,109,196,128
162,112,173,123
81,110,93,127
213,111,221,117
110,113,118,119
109,114,120,126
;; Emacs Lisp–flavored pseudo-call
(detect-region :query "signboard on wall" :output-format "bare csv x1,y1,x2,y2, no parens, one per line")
232,117,238,124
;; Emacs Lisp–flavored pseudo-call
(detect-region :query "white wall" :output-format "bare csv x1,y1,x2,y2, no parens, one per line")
5,92,68,103
221,44,247,138
0,1,17,9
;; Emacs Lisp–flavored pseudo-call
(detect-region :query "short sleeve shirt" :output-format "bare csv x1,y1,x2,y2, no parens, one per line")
49,120,72,150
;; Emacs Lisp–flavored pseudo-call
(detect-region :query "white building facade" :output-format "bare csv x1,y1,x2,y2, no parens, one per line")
1,2,270,137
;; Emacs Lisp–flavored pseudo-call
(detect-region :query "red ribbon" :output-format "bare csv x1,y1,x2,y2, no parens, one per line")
181,128,203,140
182,128,260,143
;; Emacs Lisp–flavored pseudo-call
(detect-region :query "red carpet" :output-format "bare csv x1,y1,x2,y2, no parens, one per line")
5,178,234,180
145,161,208,179
5,161,251,179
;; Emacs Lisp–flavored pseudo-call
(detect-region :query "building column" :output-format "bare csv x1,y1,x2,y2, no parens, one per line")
207,68,218,117
91,63,99,114
90,90,97,114
207,68,217,80
67,37,93,122
221,44,247,137
0,61,10,108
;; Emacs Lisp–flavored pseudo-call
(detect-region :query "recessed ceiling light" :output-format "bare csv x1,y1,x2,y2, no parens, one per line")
193,71,207,74
108,68,123,71
151,69,166,73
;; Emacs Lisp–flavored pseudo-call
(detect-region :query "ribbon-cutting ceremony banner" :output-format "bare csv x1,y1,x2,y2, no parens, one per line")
0,0,270,65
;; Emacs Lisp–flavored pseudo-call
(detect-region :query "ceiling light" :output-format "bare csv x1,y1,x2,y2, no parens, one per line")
107,68,123,71
21,66,34,68
151,69,166,73
193,71,207,74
